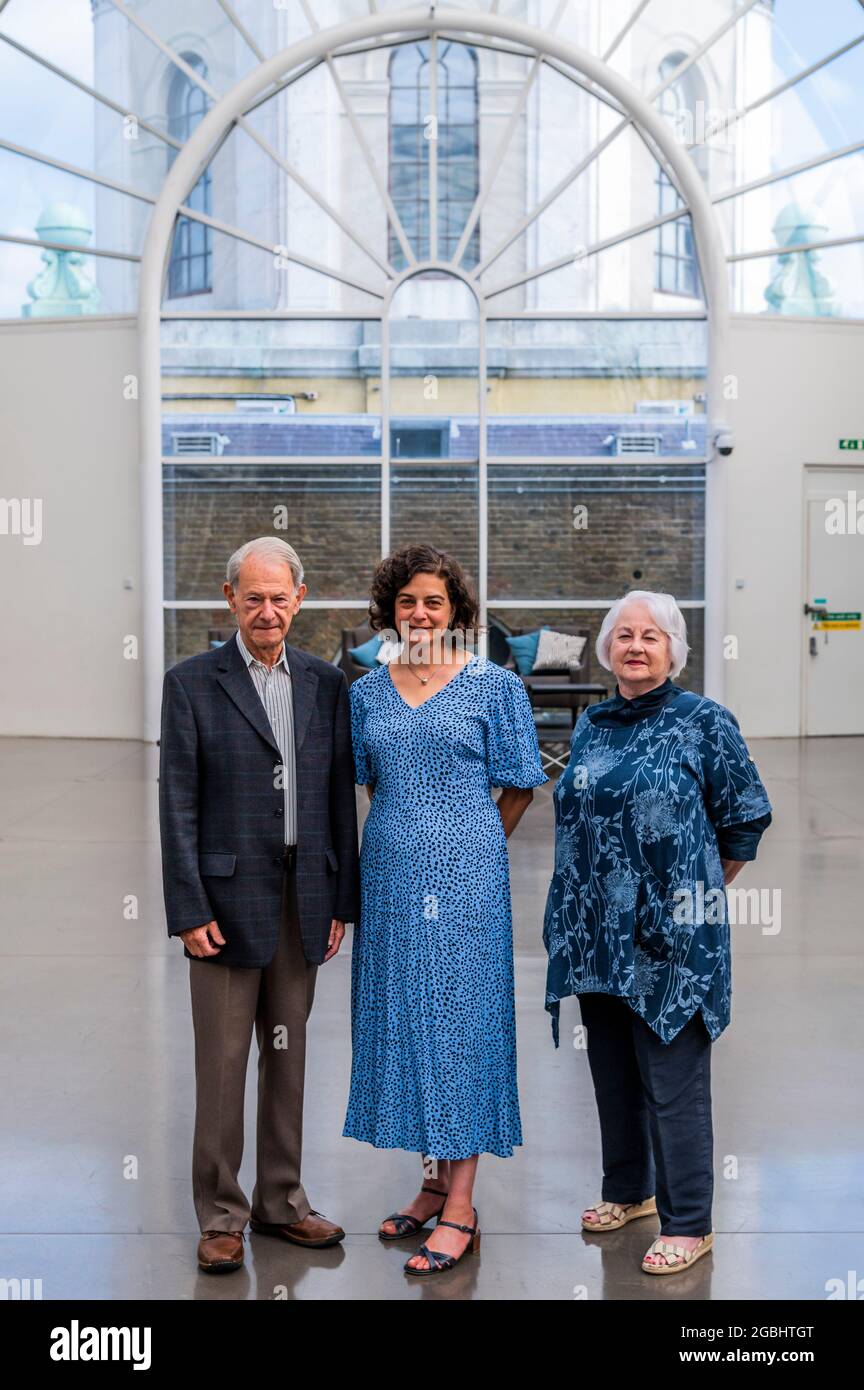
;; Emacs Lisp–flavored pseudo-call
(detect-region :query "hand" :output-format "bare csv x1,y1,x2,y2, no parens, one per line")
323,919,345,962
721,858,747,885
181,921,226,958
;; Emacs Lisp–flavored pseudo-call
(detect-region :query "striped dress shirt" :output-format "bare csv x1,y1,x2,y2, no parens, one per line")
236,630,297,846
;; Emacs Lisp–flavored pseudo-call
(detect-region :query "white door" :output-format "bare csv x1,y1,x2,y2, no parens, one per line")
804,468,864,736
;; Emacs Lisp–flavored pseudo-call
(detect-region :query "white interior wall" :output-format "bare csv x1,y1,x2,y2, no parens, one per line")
0,315,143,739
724,314,864,737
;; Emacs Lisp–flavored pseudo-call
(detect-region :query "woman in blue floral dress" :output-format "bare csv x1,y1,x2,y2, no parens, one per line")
344,545,546,1275
543,591,772,1276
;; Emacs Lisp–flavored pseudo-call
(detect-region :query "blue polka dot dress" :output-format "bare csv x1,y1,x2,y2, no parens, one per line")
342,656,547,1160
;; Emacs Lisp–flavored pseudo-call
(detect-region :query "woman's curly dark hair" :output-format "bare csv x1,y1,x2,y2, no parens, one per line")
368,545,479,635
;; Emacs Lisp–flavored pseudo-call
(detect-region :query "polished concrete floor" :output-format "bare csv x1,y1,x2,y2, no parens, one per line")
0,733,861,1301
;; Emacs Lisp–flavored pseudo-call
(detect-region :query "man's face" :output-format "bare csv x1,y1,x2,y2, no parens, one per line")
223,556,306,657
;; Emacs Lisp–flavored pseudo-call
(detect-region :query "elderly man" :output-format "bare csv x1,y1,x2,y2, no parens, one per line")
159,537,360,1273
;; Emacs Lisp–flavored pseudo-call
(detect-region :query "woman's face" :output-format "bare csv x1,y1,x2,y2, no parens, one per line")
608,602,671,692
393,572,455,650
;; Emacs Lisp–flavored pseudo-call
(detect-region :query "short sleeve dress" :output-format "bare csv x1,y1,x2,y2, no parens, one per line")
542,681,772,1048
343,656,547,1159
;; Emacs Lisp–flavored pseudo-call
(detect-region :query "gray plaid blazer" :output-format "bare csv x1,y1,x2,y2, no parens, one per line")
158,634,361,967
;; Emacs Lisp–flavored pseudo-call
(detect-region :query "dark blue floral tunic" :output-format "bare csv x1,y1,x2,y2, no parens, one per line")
543,680,772,1048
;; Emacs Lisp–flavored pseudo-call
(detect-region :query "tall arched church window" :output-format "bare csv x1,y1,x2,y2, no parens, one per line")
389,41,480,269
166,54,212,298
654,53,702,297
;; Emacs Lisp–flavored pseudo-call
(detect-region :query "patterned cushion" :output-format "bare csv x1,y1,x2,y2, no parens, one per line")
532,629,586,672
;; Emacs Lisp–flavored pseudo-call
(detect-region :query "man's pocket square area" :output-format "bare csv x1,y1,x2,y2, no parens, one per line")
199,853,237,877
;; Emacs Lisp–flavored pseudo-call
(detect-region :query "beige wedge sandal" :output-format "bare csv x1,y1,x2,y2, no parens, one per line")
581,1196,657,1232
641,1231,714,1275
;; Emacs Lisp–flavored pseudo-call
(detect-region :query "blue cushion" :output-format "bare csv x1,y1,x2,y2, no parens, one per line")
505,628,547,675
349,633,383,668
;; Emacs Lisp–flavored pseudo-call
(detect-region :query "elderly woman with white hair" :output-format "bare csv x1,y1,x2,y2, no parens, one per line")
542,590,772,1276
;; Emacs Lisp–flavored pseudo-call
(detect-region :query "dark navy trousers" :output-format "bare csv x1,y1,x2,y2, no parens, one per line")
578,992,714,1236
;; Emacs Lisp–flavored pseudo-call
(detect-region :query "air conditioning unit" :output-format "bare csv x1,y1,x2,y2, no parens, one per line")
235,398,297,414
614,433,662,456
634,400,693,416
171,432,230,456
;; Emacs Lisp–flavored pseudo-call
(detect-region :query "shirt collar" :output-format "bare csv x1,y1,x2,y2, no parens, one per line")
586,676,679,727
235,628,290,673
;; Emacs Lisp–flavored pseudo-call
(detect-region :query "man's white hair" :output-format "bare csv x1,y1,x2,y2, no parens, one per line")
595,589,689,679
226,536,304,591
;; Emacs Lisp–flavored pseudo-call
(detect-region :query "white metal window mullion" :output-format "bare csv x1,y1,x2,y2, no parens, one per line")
0,232,140,262
381,305,391,559
728,232,864,263
455,52,544,270
0,30,182,150
685,32,864,151
601,2,653,64
325,51,415,270
176,204,385,300
215,0,266,63
484,205,697,299
478,298,488,646
429,33,439,263
0,137,156,205
713,138,864,208
158,308,707,320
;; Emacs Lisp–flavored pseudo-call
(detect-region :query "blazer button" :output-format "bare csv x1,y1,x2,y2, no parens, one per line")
275,807,284,818
273,857,282,867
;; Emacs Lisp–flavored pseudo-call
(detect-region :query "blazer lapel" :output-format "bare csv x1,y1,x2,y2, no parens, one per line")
284,642,318,752
215,633,320,756
216,635,282,758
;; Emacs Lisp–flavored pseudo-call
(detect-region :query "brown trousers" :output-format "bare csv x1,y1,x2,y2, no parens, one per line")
188,865,318,1233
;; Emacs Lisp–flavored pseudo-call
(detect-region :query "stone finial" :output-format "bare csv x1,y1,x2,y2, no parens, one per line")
764,200,837,316
22,202,102,317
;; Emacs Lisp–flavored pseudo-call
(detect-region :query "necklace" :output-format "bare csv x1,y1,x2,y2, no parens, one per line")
406,654,473,686
407,663,445,686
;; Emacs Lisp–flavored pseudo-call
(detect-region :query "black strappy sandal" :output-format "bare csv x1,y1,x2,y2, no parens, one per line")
403,1206,480,1275
378,1184,448,1242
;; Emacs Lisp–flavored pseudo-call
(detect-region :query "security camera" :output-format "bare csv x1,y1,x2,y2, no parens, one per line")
713,429,735,457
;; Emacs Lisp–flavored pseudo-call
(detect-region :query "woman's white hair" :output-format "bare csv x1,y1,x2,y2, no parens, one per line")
595,589,689,679
226,536,304,591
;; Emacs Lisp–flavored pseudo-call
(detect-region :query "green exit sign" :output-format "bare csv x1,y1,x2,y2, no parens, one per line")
839,439,863,450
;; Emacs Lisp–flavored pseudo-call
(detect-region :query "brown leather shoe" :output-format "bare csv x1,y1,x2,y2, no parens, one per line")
249,1209,345,1248
197,1229,245,1273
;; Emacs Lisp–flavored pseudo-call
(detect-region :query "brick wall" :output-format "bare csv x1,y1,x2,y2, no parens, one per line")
164,461,705,691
